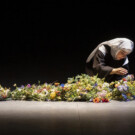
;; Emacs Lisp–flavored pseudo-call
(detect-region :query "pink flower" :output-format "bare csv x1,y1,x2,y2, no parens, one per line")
97,90,107,98
27,84,31,88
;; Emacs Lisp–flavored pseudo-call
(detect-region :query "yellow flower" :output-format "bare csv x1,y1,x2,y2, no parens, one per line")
50,92,56,100
86,86,90,90
107,93,112,97
67,98,72,101
86,84,92,90
119,95,123,99
110,82,114,86
78,82,81,85
57,96,61,100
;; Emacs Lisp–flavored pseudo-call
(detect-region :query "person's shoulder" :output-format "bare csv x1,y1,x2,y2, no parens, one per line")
98,45,107,56
97,44,113,60
95,47,106,58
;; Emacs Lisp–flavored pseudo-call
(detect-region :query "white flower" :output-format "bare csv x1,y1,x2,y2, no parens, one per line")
39,93,44,97
5,90,10,95
34,90,38,93
51,89,56,92
76,89,80,92
0,88,3,91
102,83,109,88
18,88,22,91
123,81,127,84
43,89,49,96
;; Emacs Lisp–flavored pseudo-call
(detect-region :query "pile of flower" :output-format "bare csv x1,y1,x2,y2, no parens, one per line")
63,74,112,102
0,74,135,103
11,83,65,101
0,74,112,102
110,74,135,101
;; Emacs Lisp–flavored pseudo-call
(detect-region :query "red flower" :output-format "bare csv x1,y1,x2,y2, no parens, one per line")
122,78,127,81
2,94,7,98
101,98,105,102
101,98,109,102
104,99,109,102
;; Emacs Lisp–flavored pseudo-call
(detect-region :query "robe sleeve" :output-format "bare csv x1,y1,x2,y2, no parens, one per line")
92,50,113,78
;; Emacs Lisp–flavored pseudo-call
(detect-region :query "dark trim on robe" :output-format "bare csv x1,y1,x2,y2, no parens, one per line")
85,45,129,82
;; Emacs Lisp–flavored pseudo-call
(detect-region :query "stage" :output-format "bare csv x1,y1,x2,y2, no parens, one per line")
0,100,135,135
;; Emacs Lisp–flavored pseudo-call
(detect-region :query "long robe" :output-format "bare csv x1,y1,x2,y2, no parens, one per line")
85,45,129,82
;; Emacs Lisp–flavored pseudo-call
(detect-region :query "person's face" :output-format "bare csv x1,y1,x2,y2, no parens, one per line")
116,50,129,60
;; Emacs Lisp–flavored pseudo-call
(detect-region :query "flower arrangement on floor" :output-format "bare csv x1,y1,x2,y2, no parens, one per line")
110,74,135,101
0,74,134,102
64,74,112,102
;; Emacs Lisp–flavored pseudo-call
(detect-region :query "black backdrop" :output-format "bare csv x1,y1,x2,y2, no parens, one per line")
1,1,135,89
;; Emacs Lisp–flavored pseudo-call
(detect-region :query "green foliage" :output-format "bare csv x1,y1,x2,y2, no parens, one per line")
0,74,135,102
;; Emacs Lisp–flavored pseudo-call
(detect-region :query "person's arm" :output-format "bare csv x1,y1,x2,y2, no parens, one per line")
93,50,128,78
110,62,128,76
92,50,113,78
110,67,128,75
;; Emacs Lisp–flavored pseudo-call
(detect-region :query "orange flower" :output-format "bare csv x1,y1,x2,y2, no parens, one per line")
126,93,131,97
93,97,100,103
56,91,61,94
37,89,42,93
54,83,60,86
115,84,119,88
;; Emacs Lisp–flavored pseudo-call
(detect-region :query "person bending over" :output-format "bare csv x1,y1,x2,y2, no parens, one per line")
85,38,134,82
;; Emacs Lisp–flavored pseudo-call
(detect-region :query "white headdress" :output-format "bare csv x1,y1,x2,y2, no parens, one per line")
86,38,134,63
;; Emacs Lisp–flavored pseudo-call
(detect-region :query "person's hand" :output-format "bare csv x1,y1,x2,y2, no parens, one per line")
110,67,128,75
